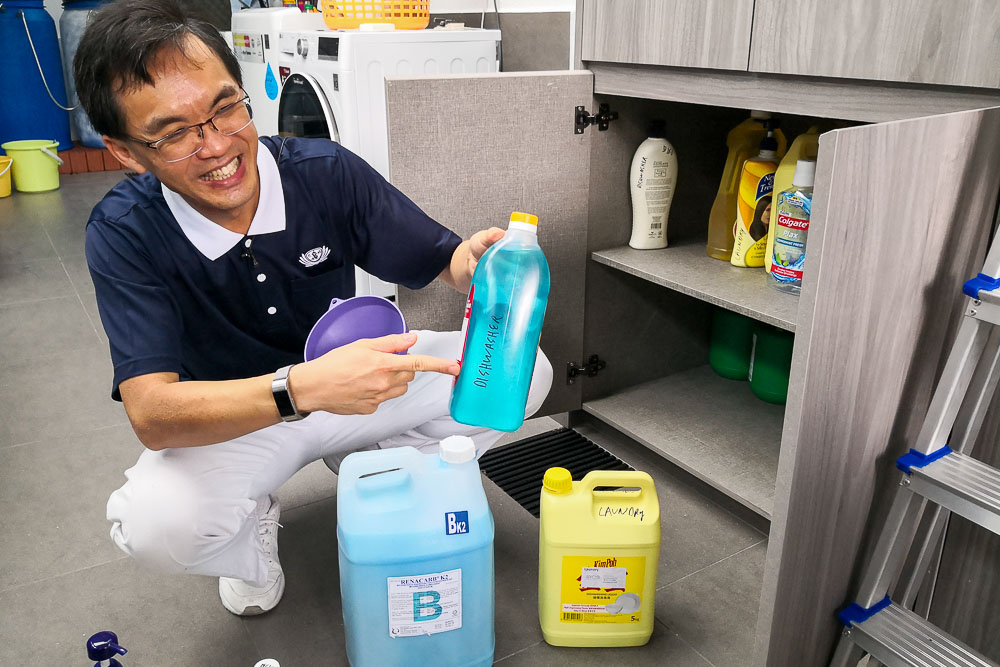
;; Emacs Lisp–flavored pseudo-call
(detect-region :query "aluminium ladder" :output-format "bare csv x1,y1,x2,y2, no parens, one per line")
830,228,1000,667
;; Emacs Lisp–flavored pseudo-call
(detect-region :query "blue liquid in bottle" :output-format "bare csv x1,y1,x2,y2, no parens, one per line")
450,212,550,432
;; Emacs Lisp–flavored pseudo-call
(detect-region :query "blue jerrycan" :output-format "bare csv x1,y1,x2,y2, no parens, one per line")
337,437,495,666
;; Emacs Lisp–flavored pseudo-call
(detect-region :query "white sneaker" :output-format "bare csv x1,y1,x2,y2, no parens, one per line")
219,495,285,616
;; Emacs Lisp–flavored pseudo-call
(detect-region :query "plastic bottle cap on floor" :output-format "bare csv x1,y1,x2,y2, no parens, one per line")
439,435,476,464
254,660,280,667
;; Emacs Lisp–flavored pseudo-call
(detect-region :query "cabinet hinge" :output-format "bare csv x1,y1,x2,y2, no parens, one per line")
575,104,618,134
567,354,606,384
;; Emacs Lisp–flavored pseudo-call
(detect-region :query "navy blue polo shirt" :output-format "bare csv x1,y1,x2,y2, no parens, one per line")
86,136,460,400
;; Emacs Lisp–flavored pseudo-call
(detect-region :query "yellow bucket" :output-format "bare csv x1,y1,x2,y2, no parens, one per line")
0,140,63,193
0,156,11,198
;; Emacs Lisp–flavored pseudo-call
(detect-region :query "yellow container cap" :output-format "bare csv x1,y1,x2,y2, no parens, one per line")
543,467,572,494
510,211,538,226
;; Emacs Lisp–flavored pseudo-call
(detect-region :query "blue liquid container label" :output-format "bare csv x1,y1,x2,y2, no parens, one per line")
454,285,506,392
387,568,463,637
446,511,470,535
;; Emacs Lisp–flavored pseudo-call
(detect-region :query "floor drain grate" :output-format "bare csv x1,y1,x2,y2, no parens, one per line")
479,428,632,517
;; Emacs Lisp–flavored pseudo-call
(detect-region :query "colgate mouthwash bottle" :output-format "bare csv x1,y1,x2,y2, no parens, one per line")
768,159,816,294
450,212,550,432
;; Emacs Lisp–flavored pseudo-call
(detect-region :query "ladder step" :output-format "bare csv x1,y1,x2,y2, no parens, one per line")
970,289,1000,325
849,601,998,667
906,450,1000,535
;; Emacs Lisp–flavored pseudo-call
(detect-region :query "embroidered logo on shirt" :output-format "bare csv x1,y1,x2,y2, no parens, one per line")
299,246,331,267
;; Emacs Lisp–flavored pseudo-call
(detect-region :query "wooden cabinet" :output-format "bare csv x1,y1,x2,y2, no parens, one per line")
749,0,1000,88
582,0,1000,90
581,0,754,71
383,72,1000,665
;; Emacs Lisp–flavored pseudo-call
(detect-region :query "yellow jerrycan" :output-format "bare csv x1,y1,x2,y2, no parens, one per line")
538,468,661,647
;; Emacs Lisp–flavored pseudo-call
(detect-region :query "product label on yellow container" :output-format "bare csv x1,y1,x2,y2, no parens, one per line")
731,162,777,267
559,556,646,624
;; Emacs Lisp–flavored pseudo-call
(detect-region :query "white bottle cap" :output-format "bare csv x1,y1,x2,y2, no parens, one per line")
255,660,280,667
439,435,476,464
792,159,817,187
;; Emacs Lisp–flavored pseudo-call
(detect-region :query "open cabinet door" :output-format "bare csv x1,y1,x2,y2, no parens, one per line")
385,71,594,417
756,106,1000,665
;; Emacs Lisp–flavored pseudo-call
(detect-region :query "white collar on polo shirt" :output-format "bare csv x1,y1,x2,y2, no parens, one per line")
161,140,286,261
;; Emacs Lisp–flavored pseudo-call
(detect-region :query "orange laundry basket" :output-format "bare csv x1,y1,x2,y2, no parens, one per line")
323,1,430,30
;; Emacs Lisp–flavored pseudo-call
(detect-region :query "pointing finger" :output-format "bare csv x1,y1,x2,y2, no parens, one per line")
399,354,461,375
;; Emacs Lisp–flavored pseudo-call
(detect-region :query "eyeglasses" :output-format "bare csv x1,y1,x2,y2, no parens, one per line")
128,94,254,163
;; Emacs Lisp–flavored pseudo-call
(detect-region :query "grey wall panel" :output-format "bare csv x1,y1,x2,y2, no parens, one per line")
756,107,1000,665
385,71,594,416
432,13,571,72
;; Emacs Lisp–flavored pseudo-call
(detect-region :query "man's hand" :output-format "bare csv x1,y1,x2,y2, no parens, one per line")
290,332,460,415
439,227,505,293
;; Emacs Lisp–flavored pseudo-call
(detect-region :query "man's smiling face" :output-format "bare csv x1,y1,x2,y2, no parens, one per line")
106,35,260,230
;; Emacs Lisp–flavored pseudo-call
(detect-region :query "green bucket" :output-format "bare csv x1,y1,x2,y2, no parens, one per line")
0,140,63,193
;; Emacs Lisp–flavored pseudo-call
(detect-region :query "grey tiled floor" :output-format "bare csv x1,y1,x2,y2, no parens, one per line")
0,173,767,665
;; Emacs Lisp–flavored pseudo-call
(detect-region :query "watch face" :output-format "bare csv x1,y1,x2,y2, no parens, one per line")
272,366,299,420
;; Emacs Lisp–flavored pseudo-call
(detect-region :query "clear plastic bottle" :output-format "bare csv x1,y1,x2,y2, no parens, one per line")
450,212,550,432
768,160,816,294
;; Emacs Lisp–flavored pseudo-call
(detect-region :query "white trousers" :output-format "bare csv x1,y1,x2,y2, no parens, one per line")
107,330,553,586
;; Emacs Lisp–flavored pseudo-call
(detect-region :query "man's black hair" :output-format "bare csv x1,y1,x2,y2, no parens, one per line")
73,0,243,140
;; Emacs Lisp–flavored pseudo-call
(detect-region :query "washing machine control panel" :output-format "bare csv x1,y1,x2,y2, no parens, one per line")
318,37,340,61
296,37,309,58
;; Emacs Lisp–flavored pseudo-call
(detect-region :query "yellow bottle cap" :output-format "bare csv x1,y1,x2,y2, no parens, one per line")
543,467,573,494
510,211,538,226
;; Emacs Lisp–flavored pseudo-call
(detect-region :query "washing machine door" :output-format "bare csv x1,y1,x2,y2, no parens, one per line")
277,72,340,142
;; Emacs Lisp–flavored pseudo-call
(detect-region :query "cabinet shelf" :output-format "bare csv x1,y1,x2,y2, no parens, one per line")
591,241,799,332
589,62,1000,124
583,365,784,519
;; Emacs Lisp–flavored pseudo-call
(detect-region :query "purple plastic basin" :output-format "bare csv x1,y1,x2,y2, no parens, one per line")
303,296,408,361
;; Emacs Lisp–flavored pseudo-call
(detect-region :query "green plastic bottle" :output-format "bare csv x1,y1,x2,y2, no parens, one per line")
709,308,755,380
749,324,794,404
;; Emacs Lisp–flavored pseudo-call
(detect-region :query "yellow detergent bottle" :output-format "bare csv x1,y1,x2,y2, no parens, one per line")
538,468,661,647
731,129,779,268
707,111,787,261
765,127,821,275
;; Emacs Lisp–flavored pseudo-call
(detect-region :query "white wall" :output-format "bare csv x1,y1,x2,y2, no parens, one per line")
46,0,575,30
430,0,574,12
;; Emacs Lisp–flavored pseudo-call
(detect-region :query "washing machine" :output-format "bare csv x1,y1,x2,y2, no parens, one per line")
276,27,501,298
229,8,325,137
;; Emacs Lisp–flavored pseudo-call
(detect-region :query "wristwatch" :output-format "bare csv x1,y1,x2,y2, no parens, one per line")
272,364,307,422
